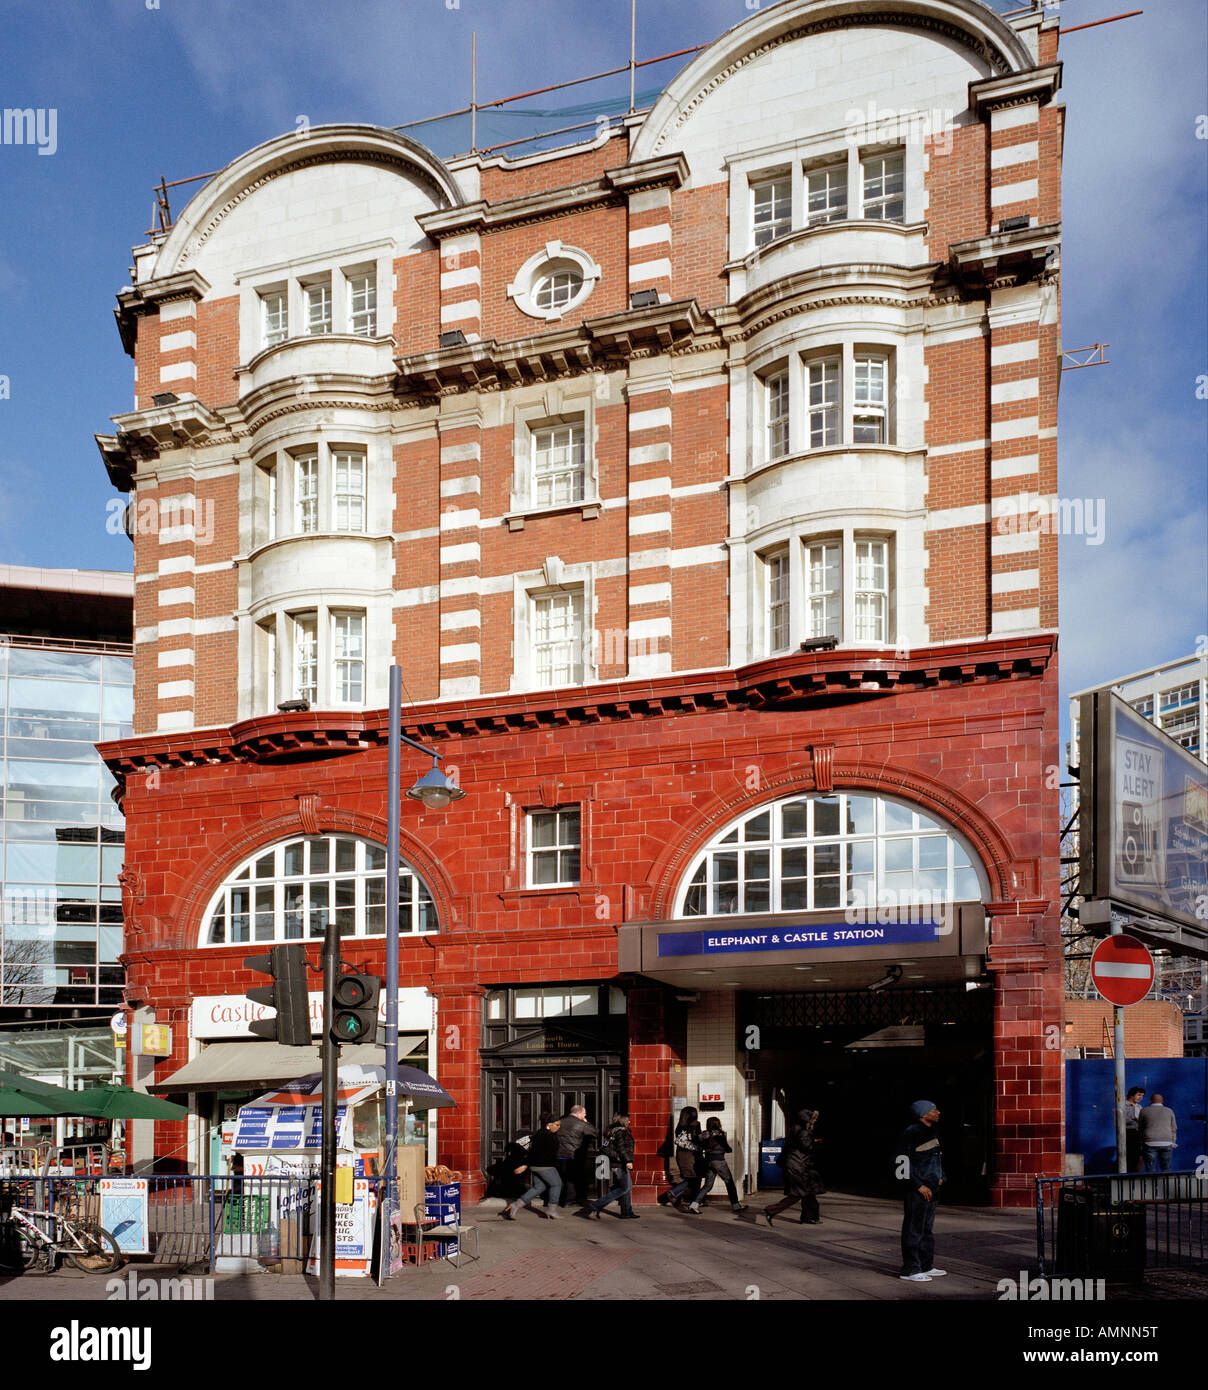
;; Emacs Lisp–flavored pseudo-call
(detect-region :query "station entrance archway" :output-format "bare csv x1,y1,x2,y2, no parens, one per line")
743,986,995,1204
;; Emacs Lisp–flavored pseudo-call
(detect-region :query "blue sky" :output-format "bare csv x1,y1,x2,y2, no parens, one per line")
0,0,1204,713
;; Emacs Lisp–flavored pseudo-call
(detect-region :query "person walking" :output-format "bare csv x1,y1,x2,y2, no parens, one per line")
503,1113,563,1219
763,1108,823,1225
579,1113,640,1220
555,1103,597,1207
688,1117,747,1213
658,1106,703,1210
896,1100,946,1283
1124,1086,1145,1172
1139,1093,1177,1172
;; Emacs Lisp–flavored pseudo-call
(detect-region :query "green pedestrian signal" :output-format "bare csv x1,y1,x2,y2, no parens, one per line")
330,971,380,1045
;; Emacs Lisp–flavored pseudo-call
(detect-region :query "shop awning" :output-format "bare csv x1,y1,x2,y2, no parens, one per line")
149,1037,425,1094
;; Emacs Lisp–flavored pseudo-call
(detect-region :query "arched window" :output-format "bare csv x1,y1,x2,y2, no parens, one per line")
202,834,436,946
676,793,984,917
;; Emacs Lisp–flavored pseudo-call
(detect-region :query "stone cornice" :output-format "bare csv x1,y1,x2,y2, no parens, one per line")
99,634,1057,789
969,63,1062,118
114,269,211,357
415,154,689,239
950,223,1060,290
717,261,942,341
393,299,718,398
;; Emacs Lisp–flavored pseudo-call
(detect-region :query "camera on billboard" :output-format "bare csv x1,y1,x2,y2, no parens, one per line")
1118,800,1158,881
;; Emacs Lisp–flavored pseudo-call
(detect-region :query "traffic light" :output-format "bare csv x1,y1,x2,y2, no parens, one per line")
245,944,311,1046
330,971,380,1045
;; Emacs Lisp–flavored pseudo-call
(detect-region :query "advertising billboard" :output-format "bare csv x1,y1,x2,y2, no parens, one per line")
1080,690,1208,937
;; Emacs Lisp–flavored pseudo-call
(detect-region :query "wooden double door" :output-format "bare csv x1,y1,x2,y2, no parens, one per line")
484,1064,622,1180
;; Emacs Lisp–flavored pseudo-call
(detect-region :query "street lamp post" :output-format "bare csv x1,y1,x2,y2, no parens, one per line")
382,666,463,1237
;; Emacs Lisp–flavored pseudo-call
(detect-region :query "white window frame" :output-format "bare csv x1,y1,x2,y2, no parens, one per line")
860,149,905,224
294,452,319,534
765,547,792,655
346,271,377,338
331,611,365,706
531,589,585,689
507,241,601,322
752,174,792,247
201,834,437,946
807,357,841,450
675,793,985,918
260,287,288,348
852,355,889,445
766,369,791,460
806,160,848,226
805,538,843,642
332,449,366,533
290,610,318,704
304,279,333,336
530,419,586,509
526,807,582,887
853,537,890,643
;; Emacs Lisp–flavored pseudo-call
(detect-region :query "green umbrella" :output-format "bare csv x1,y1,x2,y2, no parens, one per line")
0,1083,79,1117
73,1084,188,1121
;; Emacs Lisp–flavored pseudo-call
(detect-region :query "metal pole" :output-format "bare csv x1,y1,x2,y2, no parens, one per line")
470,32,478,153
384,666,402,1233
1111,919,1127,1175
320,917,340,1302
629,0,637,113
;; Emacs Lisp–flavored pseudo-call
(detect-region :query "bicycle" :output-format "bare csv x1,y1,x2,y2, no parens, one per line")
2,1200,121,1273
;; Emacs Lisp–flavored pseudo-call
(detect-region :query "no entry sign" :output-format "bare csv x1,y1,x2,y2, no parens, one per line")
1090,934,1155,1007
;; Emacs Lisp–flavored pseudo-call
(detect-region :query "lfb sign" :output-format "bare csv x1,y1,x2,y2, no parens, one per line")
698,1082,725,1105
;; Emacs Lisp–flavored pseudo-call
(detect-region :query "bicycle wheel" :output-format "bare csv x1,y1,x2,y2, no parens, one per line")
0,1221,40,1271
66,1221,120,1274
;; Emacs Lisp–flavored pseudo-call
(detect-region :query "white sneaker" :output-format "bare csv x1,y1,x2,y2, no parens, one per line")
688,1203,701,1212
544,1208,561,1219
923,1268,947,1277
899,1273,932,1282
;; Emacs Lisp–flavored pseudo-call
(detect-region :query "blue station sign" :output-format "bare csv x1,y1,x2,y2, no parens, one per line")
657,920,944,957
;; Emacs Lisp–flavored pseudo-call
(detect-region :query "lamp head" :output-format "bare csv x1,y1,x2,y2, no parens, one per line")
405,759,465,810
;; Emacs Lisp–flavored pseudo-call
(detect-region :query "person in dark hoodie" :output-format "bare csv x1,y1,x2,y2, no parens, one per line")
763,1108,823,1225
578,1113,640,1220
503,1113,563,1220
896,1099,946,1282
687,1116,747,1213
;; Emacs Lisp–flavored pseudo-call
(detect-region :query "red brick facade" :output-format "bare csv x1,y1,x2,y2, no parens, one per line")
100,2,1066,1207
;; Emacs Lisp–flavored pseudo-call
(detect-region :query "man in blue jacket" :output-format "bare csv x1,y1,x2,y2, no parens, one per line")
896,1100,946,1283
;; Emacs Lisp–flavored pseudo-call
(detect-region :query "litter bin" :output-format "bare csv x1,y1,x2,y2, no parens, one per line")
1055,1187,1147,1280
760,1140,784,1188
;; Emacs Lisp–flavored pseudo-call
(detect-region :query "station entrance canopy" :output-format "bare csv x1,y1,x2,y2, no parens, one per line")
617,905,987,991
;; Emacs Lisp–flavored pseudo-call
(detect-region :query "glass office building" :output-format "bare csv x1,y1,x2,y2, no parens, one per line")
0,566,133,1131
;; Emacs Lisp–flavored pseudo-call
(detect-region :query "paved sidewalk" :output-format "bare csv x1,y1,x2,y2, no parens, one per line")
1,1191,1038,1301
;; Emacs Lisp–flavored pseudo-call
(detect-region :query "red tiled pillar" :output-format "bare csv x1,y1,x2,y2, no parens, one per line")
987,905,1064,1207
429,984,485,1202
627,984,685,1204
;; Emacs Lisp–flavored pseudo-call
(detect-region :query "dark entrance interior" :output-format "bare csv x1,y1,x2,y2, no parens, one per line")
746,987,995,1204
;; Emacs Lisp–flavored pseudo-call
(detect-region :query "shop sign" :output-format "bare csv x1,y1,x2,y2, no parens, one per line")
190,988,432,1039
698,1082,725,1104
657,921,943,956
134,1023,172,1056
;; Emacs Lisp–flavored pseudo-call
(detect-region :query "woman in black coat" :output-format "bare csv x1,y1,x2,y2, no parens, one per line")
688,1117,747,1213
764,1108,824,1225
658,1105,703,1210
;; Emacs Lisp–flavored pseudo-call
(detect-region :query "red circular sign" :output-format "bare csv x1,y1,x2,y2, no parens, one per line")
1090,934,1155,1007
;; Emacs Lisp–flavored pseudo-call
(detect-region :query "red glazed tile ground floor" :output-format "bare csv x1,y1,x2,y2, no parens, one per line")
106,639,1062,1207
